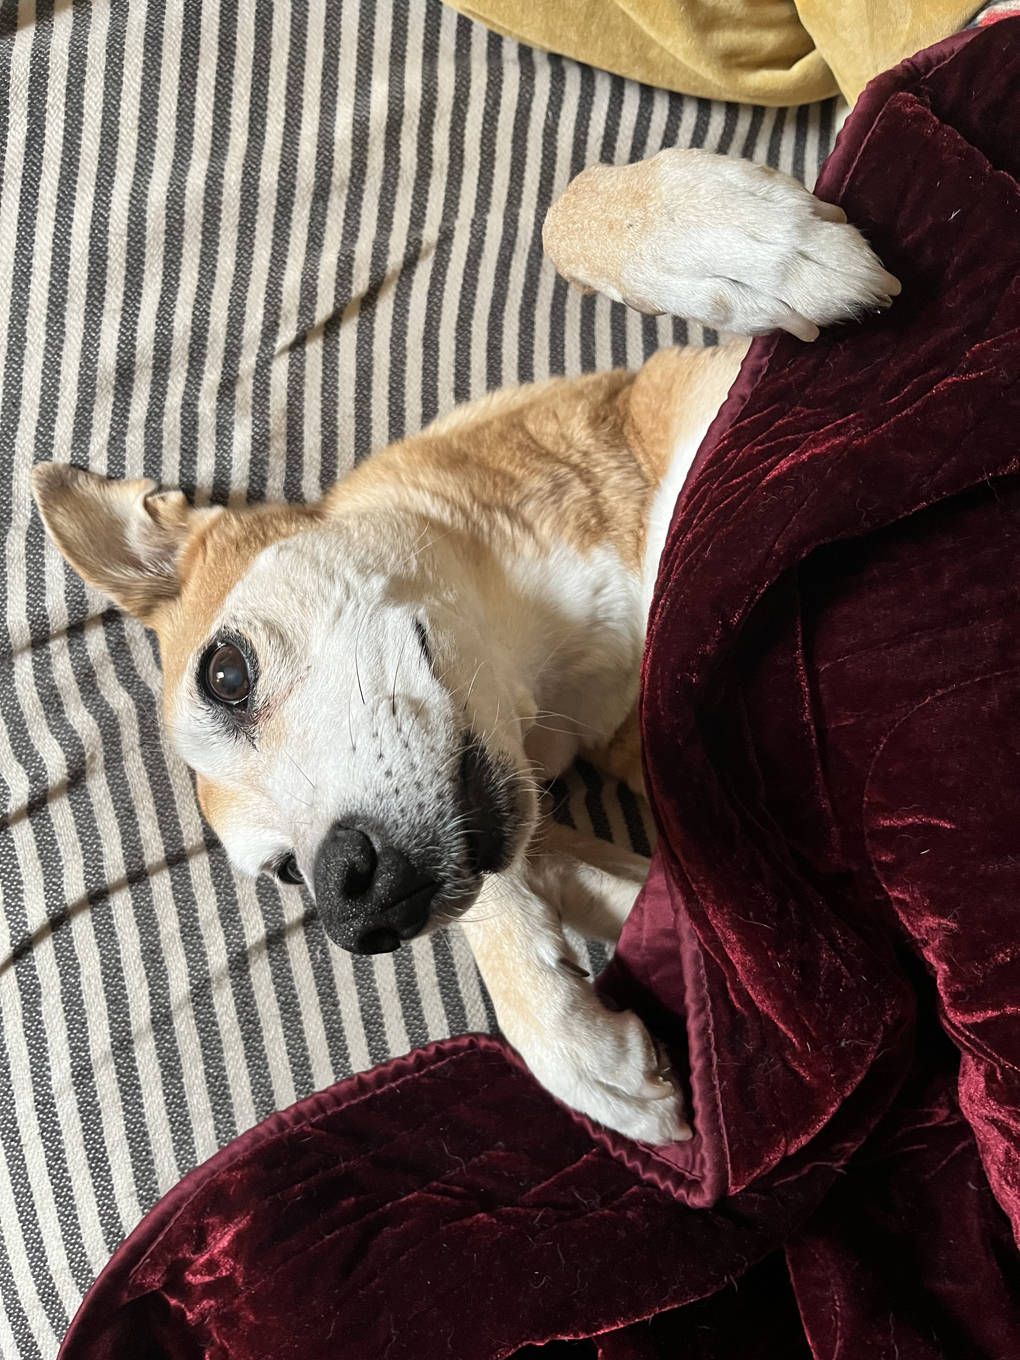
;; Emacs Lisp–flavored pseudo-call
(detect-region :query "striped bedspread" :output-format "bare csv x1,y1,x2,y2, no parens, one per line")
0,0,842,1352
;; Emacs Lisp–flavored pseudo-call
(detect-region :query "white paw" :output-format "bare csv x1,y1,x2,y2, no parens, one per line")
514,994,691,1144
544,147,901,340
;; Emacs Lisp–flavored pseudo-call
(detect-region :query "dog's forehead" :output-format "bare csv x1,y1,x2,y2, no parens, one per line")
214,528,401,659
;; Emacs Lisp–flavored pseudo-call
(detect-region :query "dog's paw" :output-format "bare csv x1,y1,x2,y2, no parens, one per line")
516,996,691,1144
544,147,901,340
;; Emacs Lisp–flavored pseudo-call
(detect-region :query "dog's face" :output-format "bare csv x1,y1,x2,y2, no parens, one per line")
31,465,536,954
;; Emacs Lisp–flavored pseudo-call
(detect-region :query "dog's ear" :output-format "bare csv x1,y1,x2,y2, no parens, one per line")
31,463,196,622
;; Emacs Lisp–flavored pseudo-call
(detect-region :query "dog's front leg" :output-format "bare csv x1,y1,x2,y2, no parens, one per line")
525,821,649,944
460,871,689,1144
543,146,901,339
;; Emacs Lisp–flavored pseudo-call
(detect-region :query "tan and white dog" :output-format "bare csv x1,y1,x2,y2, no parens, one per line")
32,150,899,1145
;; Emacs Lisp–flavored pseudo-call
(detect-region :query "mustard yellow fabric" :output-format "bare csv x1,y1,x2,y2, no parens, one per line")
444,0,978,105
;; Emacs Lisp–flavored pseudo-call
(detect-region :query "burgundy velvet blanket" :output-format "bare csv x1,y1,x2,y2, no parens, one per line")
61,22,1020,1360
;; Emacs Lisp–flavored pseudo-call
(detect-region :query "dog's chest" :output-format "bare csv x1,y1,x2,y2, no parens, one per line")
508,541,645,748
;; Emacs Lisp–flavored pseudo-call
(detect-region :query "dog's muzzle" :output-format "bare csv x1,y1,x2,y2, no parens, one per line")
313,824,438,954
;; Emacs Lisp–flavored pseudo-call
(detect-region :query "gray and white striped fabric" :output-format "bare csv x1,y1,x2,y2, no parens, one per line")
0,0,844,1352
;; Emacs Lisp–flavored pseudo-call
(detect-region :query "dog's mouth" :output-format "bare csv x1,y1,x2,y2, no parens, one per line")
457,732,524,878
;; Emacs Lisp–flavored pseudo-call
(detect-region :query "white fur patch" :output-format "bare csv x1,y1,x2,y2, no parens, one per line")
641,403,719,616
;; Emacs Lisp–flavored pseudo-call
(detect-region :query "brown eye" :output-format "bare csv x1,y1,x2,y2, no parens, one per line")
203,643,250,706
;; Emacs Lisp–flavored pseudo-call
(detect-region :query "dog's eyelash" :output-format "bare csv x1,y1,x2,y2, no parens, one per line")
224,706,260,748
199,700,261,749
414,619,432,668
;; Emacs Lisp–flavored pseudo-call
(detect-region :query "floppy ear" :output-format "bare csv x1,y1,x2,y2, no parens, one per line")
31,462,194,622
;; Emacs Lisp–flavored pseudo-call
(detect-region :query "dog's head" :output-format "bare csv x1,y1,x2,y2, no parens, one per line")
32,463,536,953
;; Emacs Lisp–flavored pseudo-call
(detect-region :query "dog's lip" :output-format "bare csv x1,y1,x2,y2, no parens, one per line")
458,733,519,876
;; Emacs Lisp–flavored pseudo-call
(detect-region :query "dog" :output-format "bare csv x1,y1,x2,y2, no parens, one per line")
32,149,899,1145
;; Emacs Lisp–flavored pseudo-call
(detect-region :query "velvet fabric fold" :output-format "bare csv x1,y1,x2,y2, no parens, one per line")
60,20,1020,1359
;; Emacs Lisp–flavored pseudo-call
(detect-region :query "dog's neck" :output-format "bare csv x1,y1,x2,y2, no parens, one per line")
311,491,643,783
440,524,647,780
310,344,746,778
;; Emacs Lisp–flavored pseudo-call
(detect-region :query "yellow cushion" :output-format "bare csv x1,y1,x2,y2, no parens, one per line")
444,0,977,105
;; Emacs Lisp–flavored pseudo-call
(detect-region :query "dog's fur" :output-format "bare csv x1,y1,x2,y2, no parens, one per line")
32,149,899,1143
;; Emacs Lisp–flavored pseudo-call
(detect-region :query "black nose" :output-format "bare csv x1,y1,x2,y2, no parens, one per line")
313,824,438,954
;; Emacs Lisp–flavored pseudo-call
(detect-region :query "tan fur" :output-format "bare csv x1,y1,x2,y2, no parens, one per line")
329,369,651,569
35,347,730,635
28,466,194,621
542,159,665,308
195,771,241,830
601,706,645,793
626,342,744,480
324,346,739,577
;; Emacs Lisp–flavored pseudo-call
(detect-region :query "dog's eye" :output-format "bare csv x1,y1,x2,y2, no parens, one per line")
414,619,432,667
203,643,250,706
277,855,303,885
